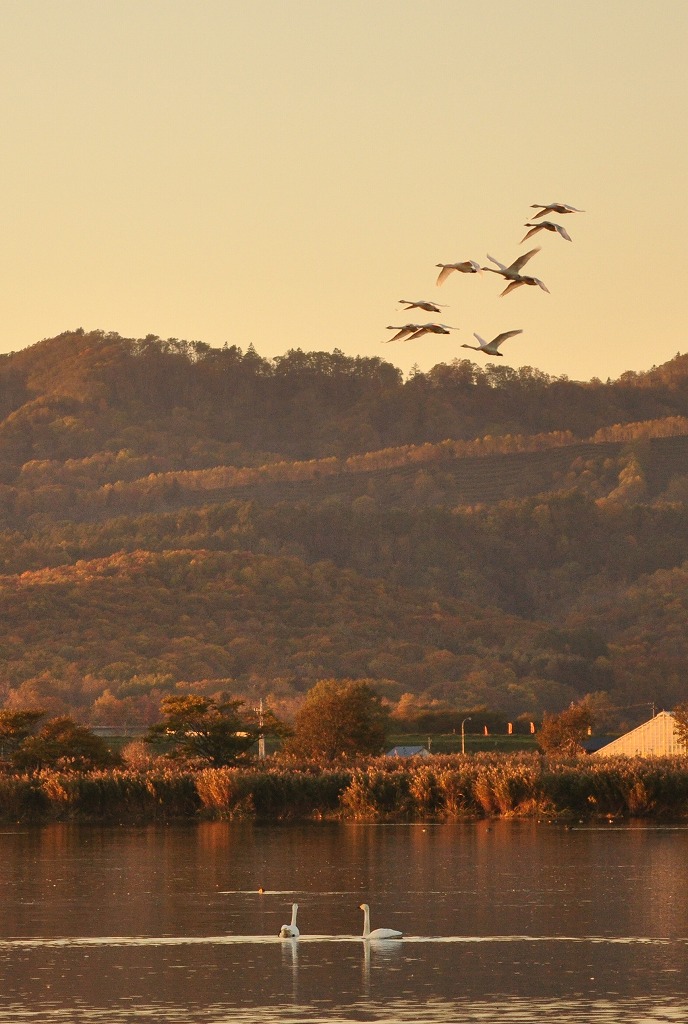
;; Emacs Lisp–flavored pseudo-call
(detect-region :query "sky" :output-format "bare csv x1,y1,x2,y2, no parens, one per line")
1,0,687,382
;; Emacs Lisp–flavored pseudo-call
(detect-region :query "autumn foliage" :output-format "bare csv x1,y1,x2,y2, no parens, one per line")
0,331,688,729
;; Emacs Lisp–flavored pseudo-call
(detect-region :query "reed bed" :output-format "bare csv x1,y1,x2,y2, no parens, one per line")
0,754,687,823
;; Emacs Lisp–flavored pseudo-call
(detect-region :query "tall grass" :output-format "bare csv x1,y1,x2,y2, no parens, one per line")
0,754,687,823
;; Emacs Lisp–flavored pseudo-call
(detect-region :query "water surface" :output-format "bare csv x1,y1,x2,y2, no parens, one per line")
0,820,686,1022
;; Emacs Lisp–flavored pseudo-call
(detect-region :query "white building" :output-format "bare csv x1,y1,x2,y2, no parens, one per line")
592,710,686,757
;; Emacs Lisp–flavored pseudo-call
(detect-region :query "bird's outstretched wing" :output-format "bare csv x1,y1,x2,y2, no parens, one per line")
384,325,420,343
500,280,524,297
520,224,542,242
490,329,523,349
435,266,454,286
508,247,540,273
485,254,508,272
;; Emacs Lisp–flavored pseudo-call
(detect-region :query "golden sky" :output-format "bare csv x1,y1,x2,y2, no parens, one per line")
1,0,686,381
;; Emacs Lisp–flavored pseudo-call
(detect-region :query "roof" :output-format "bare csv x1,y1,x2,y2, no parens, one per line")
386,745,431,758
592,711,686,757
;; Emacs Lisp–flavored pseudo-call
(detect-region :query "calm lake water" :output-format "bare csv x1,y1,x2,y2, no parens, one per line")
0,820,686,1023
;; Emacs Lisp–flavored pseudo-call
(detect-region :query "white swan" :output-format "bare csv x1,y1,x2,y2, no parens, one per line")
462,329,523,357
483,247,540,279
407,322,459,339
279,903,300,939
482,249,549,296
360,903,402,940
384,323,424,343
384,323,458,342
530,202,584,219
521,220,572,243
435,260,482,285
399,299,448,313
499,274,549,297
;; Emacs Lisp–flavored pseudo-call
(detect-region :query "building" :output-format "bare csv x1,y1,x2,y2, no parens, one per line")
592,711,686,757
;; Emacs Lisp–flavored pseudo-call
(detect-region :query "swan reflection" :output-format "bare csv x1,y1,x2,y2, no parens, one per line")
362,933,404,996
280,935,298,1003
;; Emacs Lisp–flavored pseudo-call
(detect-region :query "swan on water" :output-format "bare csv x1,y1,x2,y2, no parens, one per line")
360,903,403,940
435,260,482,285
279,903,300,939
530,202,584,219
399,299,448,313
461,329,523,357
521,220,572,243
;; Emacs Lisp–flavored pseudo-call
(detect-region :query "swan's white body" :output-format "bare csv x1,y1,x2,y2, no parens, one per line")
279,903,300,939
435,260,481,285
482,249,549,296
399,299,447,313
462,329,523,357
521,220,572,243
360,903,402,940
530,202,584,219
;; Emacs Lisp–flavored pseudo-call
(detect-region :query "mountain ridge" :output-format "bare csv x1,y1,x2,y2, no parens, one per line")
1,330,687,729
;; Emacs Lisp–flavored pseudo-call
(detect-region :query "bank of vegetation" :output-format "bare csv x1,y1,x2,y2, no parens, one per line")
2,754,688,824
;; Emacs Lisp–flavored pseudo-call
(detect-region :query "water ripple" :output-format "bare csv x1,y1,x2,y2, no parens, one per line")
0,933,684,948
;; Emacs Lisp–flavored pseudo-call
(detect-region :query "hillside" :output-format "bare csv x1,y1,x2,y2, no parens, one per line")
1,329,688,729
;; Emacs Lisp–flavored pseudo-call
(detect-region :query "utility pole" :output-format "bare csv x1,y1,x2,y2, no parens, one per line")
258,698,266,759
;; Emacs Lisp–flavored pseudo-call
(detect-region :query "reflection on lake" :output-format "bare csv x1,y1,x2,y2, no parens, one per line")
0,821,686,1022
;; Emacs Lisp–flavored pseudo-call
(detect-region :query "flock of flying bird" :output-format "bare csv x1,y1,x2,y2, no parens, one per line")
384,201,584,358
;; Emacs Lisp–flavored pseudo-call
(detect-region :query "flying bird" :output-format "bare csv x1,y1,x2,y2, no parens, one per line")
384,324,424,343
435,260,482,286
499,275,549,297
483,247,540,279
461,329,523,357
530,202,584,219
408,323,459,339
398,299,448,313
384,323,458,342
521,220,572,243
483,249,549,296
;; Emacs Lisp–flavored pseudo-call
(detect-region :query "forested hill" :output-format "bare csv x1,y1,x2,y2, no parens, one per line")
1,329,688,729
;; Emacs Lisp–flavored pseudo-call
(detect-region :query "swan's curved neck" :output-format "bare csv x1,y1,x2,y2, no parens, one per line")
291,904,298,927
361,905,371,937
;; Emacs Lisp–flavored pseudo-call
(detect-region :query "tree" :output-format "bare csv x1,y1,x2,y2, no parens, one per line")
672,702,688,752
145,693,283,766
287,679,388,760
537,701,592,757
0,709,46,760
12,716,121,771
